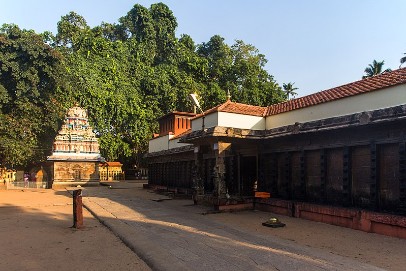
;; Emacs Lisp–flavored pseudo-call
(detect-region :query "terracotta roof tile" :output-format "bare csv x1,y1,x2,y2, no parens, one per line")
194,100,267,118
100,161,122,166
171,129,192,139
157,111,196,121
266,68,406,116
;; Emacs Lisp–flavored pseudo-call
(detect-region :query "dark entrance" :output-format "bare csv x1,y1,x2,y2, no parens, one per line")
240,156,257,196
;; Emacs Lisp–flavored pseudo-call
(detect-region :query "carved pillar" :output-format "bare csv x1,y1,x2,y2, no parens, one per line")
192,146,204,196
370,142,378,210
320,149,327,203
213,142,231,200
343,146,352,206
399,142,406,209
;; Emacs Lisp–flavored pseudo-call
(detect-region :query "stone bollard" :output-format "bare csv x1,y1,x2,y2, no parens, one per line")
72,189,83,228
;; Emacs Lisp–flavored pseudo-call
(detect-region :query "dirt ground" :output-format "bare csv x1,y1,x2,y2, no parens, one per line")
1,185,406,271
0,189,150,271
124,183,406,271
207,210,406,271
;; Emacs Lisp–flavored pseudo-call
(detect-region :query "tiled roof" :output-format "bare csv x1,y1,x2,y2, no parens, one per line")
194,99,267,118
266,68,406,116
171,129,192,140
100,161,122,166
157,111,196,121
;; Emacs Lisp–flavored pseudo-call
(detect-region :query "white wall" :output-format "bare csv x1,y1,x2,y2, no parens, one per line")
191,112,265,131
191,112,219,131
148,135,171,153
266,84,406,129
149,134,192,153
218,112,265,130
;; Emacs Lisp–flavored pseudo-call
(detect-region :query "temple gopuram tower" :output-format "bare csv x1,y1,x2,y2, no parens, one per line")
47,106,104,188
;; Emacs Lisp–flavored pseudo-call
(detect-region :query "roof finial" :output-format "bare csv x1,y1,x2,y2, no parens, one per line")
226,89,231,101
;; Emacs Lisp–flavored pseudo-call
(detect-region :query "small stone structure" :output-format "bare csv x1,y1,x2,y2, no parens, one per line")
99,161,124,181
47,106,104,188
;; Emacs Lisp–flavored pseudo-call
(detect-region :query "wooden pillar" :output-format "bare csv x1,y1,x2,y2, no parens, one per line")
285,152,292,200
343,147,352,206
399,143,406,209
299,150,306,200
370,142,379,209
72,189,83,229
257,142,265,192
270,155,278,197
320,149,327,203
160,163,165,186
237,154,241,196
226,155,234,194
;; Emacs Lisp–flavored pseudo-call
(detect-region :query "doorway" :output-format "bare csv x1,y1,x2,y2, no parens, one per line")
240,156,257,196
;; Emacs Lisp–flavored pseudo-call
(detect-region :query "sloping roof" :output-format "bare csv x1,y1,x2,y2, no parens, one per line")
157,111,196,121
266,68,406,116
194,99,267,118
100,161,122,167
171,129,192,140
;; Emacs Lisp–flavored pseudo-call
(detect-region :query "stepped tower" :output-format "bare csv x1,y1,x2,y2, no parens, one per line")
47,106,104,187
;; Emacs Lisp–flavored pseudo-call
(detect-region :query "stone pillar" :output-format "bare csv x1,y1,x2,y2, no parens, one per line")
213,142,231,201
192,146,204,198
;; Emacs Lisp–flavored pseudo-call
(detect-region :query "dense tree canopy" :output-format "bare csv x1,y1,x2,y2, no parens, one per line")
0,3,287,169
0,24,67,168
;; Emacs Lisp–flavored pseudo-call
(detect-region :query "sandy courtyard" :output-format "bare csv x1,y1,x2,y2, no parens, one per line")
0,189,150,271
1,184,406,270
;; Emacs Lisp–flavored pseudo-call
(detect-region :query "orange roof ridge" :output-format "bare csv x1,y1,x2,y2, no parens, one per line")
267,68,406,116
171,129,192,139
193,99,267,118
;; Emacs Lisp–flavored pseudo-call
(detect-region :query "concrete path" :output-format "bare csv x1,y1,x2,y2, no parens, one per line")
81,183,385,271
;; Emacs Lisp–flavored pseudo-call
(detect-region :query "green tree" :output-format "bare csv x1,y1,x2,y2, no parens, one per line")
119,4,156,64
197,35,233,85
57,16,156,162
92,22,127,42
196,36,285,107
55,11,89,48
150,3,178,64
282,82,298,100
175,34,208,78
0,24,67,168
229,40,284,106
0,3,288,168
362,60,392,79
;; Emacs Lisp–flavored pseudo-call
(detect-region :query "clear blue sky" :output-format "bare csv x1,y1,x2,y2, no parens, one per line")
2,0,406,97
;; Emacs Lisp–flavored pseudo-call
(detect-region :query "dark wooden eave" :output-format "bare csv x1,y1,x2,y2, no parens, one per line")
180,104,406,143
144,145,194,158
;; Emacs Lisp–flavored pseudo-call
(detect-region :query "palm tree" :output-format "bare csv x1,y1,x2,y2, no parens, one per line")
362,60,392,79
283,82,298,100
400,53,406,68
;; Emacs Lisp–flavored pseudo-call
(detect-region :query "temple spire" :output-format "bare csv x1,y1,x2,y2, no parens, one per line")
226,89,231,101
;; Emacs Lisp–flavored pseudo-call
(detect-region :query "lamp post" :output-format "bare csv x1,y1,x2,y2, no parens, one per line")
188,93,204,130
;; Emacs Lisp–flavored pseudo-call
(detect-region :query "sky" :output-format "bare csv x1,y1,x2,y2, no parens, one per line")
1,0,406,97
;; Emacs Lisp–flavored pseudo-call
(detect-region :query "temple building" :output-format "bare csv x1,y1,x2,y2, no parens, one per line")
47,106,104,188
146,68,406,239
